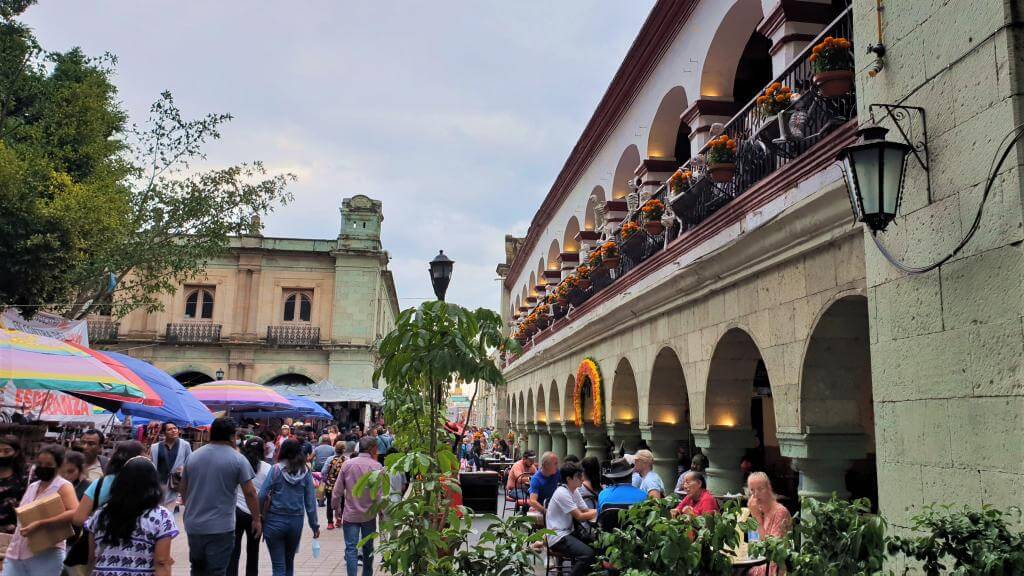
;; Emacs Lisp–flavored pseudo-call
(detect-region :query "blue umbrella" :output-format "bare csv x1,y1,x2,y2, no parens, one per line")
105,352,214,428
234,394,332,421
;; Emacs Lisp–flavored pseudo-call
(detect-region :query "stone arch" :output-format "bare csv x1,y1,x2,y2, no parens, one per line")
536,382,547,424
528,272,537,297
518,390,525,425
609,357,639,424
699,0,765,100
611,144,641,200
262,372,316,387
521,284,528,306
526,389,535,425
647,86,689,161
705,327,769,428
536,258,546,287
585,186,606,231
563,216,581,253
546,240,560,270
648,346,689,427
174,370,214,388
510,396,517,426
548,379,561,423
563,374,576,423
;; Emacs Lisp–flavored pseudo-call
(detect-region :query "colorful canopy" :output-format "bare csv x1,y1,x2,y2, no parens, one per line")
66,344,162,407
189,380,291,412
105,352,214,428
0,329,149,404
286,395,332,419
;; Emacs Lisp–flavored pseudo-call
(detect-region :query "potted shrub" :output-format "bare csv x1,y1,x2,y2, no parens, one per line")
618,220,645,260
587,246,602,270
810,36,854,97
667,168,692,196
641,198,666,235
599,241,619,270
575,264,592,290
705,134,737,183
534,304,549,329
555,281,570,306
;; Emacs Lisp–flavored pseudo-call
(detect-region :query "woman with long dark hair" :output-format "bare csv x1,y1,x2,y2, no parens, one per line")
73,440,146,527
0,435,27,535
86,456,178,576
260,439,319,576
579,456,603,511
3,445,78,576
229,437,272,576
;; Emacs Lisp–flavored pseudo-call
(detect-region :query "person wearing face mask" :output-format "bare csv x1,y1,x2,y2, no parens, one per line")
2,445,79,576
0,435,28,535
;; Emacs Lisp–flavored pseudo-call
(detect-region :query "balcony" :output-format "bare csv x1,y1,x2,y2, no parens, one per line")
86,318,120,343
266,325,321,347
165,322,222,344
511,7,855,359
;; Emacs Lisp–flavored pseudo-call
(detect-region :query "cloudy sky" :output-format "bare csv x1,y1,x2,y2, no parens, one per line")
24,2,655,311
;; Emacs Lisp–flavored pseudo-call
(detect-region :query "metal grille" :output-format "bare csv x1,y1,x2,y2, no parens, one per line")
86,319,120,343
165,322,222,344
267,325,321,347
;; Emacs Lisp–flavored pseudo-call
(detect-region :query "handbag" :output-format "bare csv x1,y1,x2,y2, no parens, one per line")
65,475,105,568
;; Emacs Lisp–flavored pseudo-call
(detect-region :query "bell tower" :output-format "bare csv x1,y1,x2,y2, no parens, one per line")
338,195,383,252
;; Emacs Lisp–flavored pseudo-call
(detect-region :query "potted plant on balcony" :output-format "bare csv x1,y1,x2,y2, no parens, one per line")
618,220,645,260
575,264,592,290
705,134,737,183
667,168,692,196
555,277,571,306
640,198,666,235
599,241,619,270
810,36,854,97
534,304,550,330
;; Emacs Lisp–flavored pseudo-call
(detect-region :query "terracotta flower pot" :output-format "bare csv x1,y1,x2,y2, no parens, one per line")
603,256,620,269
644,221,665,236
577,278,592,290
814,69,854,97
708,162,735,183
556,296,568,306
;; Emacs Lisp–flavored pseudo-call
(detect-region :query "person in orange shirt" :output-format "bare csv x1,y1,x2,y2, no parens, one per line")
504,450,537,512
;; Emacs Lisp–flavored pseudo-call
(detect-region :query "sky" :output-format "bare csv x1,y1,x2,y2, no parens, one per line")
23,1,656,312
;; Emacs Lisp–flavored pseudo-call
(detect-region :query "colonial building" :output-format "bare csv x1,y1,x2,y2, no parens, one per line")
90,195,399,419
499,0,1024,547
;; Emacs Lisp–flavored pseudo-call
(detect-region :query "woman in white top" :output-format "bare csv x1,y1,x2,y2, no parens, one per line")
545,462,596,576
228,437,273,576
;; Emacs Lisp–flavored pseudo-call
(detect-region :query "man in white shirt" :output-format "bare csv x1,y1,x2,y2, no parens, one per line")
630,449,664,499
545,462,597,576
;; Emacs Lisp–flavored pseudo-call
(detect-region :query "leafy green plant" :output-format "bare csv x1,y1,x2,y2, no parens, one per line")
887,504,1024,575
596,498,755,575
751,496,887,576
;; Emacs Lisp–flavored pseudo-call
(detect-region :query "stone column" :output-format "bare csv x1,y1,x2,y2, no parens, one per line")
681,100,740,149
607,421,643,454
692,427,758,495
526,422,539,454
575,230,602,255
563,423,586,459
549,423,568,459
758,0,835,74
779,432,867,500
636,158,679,202
583,423,610,462
537,425,553,455
513,424,527,458
641,424,689,490
558,252,579,278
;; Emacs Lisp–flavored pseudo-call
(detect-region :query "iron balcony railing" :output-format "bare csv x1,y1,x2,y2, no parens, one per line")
165,322,222,344
511,7,855,360
266,325,321,347
86,318,120,343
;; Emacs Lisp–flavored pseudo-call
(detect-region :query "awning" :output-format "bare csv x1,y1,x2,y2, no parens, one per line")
275,379,384,404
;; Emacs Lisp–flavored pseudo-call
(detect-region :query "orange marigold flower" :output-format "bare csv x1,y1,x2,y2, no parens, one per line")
812,45,823,54
809,54,818,63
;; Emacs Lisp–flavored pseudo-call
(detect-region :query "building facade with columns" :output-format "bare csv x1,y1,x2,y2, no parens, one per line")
90,195,399,405
498,0,1024,543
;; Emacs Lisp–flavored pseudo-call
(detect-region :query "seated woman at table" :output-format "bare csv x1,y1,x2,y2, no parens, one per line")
746,472,792,576
671,470,719,517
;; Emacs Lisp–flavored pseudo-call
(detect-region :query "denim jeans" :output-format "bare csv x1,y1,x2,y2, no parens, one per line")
228,508,259,576
188,531,236,576
263,513,304,576
3,549,64,576
342,518,376,576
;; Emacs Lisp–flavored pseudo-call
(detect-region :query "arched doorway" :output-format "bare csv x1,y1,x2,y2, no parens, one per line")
798,295,876,507
609,358,641,455
264,373,315,387
574,359,608,461
174,371,213,388
647,347,692,486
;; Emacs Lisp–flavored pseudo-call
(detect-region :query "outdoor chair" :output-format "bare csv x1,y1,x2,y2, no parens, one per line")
502,471,532,518
545,540,573,576
597,504,629,532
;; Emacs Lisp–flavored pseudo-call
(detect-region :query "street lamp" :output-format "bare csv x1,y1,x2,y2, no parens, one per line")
215,368,225,381
838,124,913,233
429,250,454,301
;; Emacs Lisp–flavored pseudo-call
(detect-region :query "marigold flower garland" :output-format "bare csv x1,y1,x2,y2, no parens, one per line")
573,357,603,427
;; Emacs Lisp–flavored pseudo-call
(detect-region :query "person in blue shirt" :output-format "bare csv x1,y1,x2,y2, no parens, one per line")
597,458,647,513
630,450,665,499
528,451,560,514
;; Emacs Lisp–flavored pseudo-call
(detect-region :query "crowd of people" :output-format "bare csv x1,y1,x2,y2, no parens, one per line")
0,417,395,576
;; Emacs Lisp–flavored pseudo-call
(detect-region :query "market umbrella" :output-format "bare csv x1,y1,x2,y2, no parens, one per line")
65,344,162,408
235,394,331,420
0,329,150,405
103,352,214,428
189,380,291,413
286,395,332,420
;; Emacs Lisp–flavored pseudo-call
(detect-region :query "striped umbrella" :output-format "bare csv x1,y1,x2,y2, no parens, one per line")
66,343,163,407
0,329,149,404
189,380,291,412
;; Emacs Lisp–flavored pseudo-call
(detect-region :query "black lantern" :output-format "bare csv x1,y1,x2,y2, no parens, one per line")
838,124,913,233
429,250,454,301
215,368,225,381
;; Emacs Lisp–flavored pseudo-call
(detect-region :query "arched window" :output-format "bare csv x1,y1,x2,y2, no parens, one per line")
184,288,215,319
283,290,313,322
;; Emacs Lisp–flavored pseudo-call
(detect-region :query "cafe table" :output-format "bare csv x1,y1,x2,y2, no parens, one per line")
731,556,768,575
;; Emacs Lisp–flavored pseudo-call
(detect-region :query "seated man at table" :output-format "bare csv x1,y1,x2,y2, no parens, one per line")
506,450,537,505
671,470,719,517
528,451,560,514
597,458,647,514
630,449,665,499
546,462,597,576
673,453,708,495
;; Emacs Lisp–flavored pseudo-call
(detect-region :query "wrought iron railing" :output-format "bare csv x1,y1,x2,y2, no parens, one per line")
165,322,222,344
86,318,120,343
510,7,855,360
266,325,321,347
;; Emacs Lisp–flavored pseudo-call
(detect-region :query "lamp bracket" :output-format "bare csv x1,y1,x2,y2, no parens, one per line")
868,103,931,201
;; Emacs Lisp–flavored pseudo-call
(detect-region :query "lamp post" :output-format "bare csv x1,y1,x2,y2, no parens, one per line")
429,250,454,301
838,124,913,233
215,368,225,381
